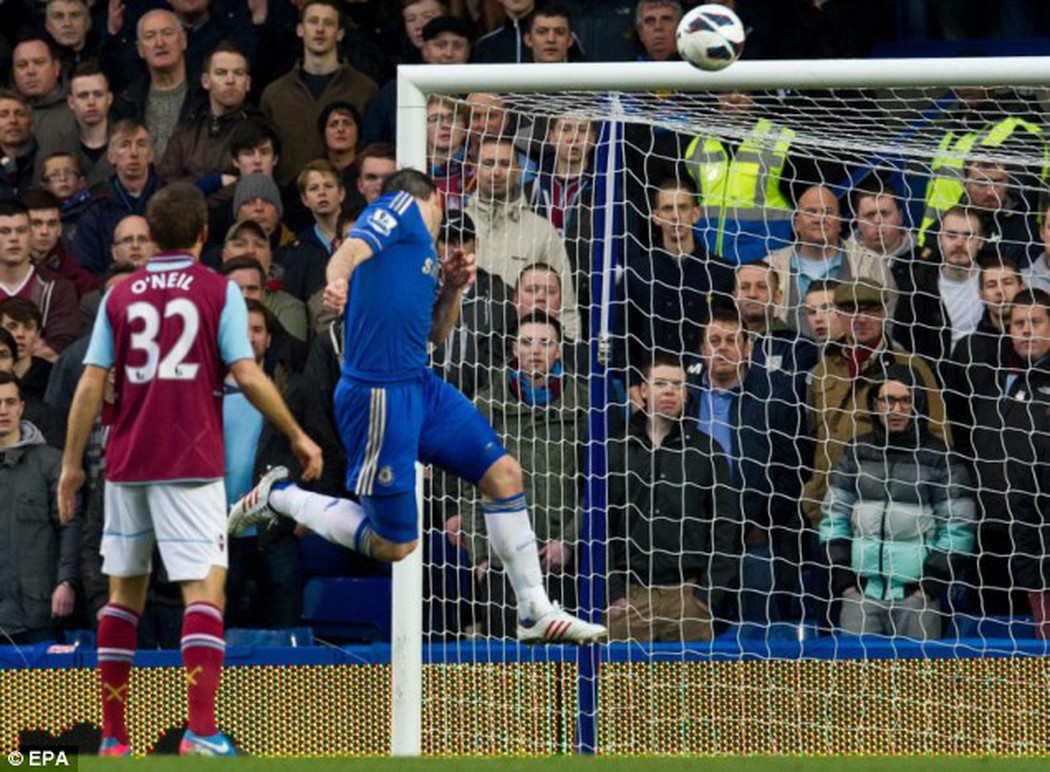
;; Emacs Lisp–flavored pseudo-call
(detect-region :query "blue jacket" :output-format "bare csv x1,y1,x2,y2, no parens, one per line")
72,170,165,276
688,361,811,536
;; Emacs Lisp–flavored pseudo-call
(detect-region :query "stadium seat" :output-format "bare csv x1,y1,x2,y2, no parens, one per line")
301,577,392,642
225,626,315,647
299,532,391,578
715,622,824,643
947,614,1038,640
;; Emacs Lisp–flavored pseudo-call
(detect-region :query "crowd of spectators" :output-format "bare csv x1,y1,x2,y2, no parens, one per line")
1,0,1049,648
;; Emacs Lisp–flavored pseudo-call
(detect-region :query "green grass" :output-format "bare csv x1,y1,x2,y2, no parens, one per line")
76,756,1050,772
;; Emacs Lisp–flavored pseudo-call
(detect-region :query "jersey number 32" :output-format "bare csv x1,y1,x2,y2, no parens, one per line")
125,299,201,383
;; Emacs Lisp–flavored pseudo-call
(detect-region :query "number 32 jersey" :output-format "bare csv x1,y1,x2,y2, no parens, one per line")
85,254,254,483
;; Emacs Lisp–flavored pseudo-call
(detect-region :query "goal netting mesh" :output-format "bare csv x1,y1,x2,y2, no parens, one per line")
415,73,1050,756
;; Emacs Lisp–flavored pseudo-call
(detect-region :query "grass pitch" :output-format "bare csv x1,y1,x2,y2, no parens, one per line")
77,756,1050,771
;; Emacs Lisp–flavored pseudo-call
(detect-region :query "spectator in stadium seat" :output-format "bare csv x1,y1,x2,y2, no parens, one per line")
768,184,855,338
1,298,56,407
224,299,304,629
203,117,282,244
109,215,155,269
228,172,297,258
511,262,587,376
605,354,738,642
465,92,513,151
100,0,266,99
942,257,1024,461
280,161,345,332
344,142,396,222
844,178,913,316
471,0,533,63
157,40,261,188
63,62,116,190
821,364,974,641
0,90,40,200
474,1,584,64
0,317,63,448
633,0,682,61
733,261,819,382
893,206,984,374
0,200,79,356
78,215,157,331
318,101,361,204
24,188,98,300
72,119,165,277
1007,293,1050,639
426,97,472,213
1022,201,1050,294
802,278,948,527
465,135,581,339
522,6,580,64
12,37,78,160
916,95,1045,251
261,0,378,188
399,0,447,65
620,177,729,404
44,0,96,69
448,310,585,637
40,152,93,245
972,288,1050,619
964,159,1040,266
361,15,472,150
683,91,796,266
219,228,308,344
0,370,78,645
802,279,844,345
524,116,599,319
691,309,810,625
431,211,509,398
111,10,198,160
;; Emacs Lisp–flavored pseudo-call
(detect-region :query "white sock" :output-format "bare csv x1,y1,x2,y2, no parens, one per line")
270,484,373,556
482,493,553,621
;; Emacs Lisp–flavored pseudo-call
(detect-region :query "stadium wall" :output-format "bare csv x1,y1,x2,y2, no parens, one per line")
3,642,1048,757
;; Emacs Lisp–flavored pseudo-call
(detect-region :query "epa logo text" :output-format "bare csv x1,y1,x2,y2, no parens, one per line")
6,749,76,768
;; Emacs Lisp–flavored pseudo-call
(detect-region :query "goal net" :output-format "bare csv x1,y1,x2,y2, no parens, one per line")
400,59,1050,756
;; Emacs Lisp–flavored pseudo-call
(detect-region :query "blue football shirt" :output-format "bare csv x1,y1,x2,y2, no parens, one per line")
342,191,440,382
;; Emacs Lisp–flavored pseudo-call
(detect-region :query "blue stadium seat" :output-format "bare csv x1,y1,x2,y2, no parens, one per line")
298,532,391,579
301,577,392,642
225,626,315,647
947,614,1038,640
716,622,825,643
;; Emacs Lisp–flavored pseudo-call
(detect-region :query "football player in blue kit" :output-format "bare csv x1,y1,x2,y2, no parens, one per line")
229,169,605,644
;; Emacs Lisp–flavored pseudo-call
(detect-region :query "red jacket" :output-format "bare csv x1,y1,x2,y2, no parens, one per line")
37,242,100,299
1,266,80,353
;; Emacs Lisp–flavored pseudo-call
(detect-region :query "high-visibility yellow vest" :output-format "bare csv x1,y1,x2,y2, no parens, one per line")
917,116,1047,246
684,118,794,258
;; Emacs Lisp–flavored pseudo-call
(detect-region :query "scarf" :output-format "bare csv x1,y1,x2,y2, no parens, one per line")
508,359,564,406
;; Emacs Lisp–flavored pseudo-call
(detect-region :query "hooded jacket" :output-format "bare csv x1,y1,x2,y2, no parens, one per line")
0,421,79,636
820,365,975,601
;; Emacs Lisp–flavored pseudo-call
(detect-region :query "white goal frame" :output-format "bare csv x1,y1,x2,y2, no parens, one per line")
391,56,1050,757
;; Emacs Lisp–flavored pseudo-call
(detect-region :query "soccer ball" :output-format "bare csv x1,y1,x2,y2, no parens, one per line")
676,4,746,71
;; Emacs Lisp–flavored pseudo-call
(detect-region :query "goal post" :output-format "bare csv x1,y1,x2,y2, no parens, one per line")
393,57,1050,757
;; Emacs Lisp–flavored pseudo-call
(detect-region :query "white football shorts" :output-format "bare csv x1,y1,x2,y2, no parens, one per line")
101,480,228,582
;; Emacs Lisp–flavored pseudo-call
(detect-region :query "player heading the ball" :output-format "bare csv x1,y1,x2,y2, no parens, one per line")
229,168,605,645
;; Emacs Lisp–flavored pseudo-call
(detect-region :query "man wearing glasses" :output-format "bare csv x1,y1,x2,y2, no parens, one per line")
802,278,948,528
